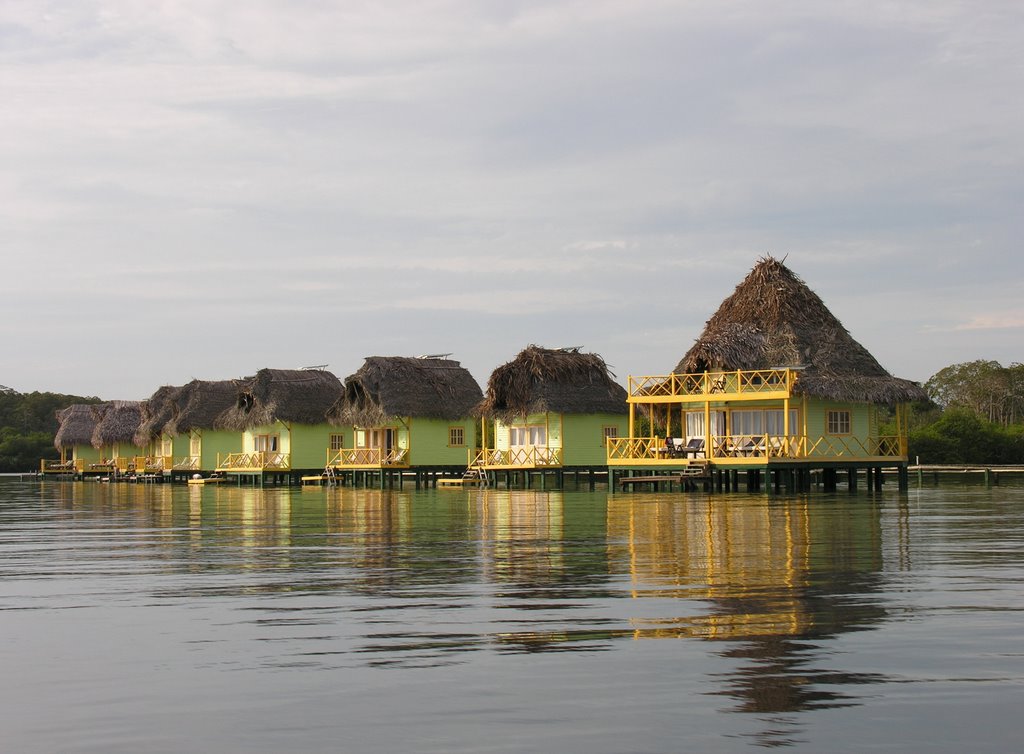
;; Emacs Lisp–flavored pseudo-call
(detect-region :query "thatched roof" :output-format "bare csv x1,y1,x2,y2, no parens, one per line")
165,379,240,435
477,345,628,422
90,401,144,449
330,356,484,426
215,368,344,430
54,404,101,449
674,257,928,404
134,385,183,446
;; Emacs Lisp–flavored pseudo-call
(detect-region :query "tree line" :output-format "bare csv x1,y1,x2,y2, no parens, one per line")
0,386,102,473
903,360,1024,465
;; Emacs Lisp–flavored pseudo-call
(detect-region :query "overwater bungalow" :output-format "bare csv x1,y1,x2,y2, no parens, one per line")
475,345,629,472
44,403,102,474
214,368,344,480
607,257,928,491
134,385,187,475
164,379,242,474
90,401,147,475
328,356,483,474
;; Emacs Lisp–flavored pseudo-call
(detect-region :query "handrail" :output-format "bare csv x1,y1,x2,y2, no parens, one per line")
607,434,905,462
329,446,410,468
473,447,563,467
134,455,173,473
628,369,796,400
217,451,291,471
40,459,78,473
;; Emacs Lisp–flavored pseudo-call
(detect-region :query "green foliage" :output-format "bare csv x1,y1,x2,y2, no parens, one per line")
908,408,1024,465
925,360,1024,425
0,388,103,472
0,428,58,472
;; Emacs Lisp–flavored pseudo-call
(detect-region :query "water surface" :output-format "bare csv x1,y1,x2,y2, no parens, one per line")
2,479,1022,752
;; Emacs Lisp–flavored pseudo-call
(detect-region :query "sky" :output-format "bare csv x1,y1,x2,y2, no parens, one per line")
2,0,1022,400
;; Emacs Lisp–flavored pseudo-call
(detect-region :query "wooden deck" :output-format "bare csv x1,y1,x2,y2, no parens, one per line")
618,469,710,491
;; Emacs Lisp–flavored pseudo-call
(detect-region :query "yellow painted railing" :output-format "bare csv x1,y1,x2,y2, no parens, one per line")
608,434,905,463
134,456,173,473
472,447,563,468
40,459,81,473
329,447,410,468
628,369,797,402
85,459,116,472
216,451,291,471
173,456,201,471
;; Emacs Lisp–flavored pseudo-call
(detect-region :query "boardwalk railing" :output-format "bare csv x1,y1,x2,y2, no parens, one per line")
329,447,410,468
40,459,81,473
472,447,563,468
629,369,797,402
608,434,905,464
133,456,172,473
217,451,291,472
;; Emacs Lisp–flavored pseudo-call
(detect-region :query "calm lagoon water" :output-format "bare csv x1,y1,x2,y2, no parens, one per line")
2,478,1023,753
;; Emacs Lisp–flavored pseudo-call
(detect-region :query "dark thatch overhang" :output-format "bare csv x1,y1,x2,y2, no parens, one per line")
215,368,344,431
134,385,183,446
91,401,144,449
54,404,102,450
330,356,484,427
477,345,628,423
674,257,928,405
166,379,241,435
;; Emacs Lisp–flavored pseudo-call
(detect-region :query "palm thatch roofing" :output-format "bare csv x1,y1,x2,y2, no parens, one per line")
215,368,344,431
134,385,183,446
165,379,240,435
477,345,628,422
674,256,928,404
330,356,484,427
90,401,144,449
54,404,102,449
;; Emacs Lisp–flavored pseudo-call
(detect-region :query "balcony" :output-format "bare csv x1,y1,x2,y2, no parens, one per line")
40,459,82,474
607,434,906,466
134,456,172,473
329,447,409,469
173,456,200,471
472,447,563,469
216,451,291,472
628,369,798,404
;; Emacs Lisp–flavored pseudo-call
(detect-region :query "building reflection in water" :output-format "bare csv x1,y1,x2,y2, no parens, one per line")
46,481,895,733
606,494,892,745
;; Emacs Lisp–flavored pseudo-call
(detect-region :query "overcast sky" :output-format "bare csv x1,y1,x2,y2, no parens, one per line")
2,0,1021,400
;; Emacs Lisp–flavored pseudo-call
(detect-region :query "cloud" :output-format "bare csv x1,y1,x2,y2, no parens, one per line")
2,1,1022,397
950,313,1024,332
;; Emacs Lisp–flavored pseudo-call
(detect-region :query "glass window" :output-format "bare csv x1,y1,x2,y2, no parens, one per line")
510,425,546,447
255,434,279,452
686,411,704,438
765,409,799,436
330,434,345,451
449,427,465,447
731,410,764,436
827,410,851,435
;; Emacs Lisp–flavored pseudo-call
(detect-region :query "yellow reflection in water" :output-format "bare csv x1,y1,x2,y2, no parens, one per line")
607,495,882,641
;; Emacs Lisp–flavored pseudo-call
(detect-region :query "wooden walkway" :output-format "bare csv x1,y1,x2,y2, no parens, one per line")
618,470,710,492
910,464,1024,485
